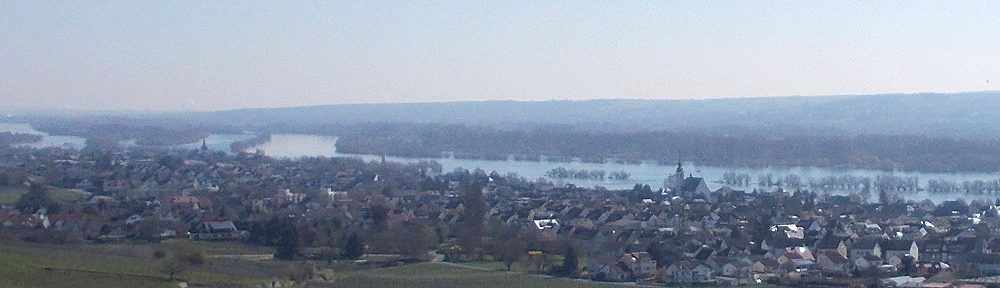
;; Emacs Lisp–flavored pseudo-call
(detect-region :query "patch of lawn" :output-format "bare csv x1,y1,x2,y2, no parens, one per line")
0,241,287,288
0,185,91,205
0,186,26,204
182,239,275,255
0,242,176,288
327,262,636,288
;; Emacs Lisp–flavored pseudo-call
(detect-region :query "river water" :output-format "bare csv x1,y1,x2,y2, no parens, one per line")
0,122,86,149
0,122,252,152
4,124,998,202
248,135,1000,202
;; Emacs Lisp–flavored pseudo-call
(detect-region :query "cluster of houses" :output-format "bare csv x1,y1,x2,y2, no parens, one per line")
3,147,1000,287
488,164,1000,286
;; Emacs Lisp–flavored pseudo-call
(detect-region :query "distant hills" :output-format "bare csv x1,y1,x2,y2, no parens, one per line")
186,91,1000,139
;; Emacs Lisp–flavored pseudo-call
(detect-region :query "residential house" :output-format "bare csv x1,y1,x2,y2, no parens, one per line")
665,260,713,284
619,252,656,278
721,261,752,284
853,254,883,271
586,259,629,282
883,240,919,267
849,238,882,260
815,251,851,274
193,221,241,240
815,235,849,259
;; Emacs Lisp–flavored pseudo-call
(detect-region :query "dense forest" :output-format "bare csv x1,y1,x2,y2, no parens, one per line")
334,123,1000,173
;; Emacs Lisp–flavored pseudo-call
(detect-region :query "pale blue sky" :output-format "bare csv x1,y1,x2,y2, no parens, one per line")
2,1,999,111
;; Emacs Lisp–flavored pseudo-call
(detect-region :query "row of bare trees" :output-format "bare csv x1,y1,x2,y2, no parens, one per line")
724,170,1000,196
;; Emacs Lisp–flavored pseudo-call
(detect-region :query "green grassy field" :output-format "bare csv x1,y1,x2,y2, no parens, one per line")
455,255,589,273
326,262,638,288
0,239,775,288
0,241,289,288
157,239,275,256
0,185,91,205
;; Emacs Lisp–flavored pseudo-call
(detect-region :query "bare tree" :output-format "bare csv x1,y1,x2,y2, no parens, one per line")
459,185,486,257
493,231,527,270
288,262,314,283
160,258,187,280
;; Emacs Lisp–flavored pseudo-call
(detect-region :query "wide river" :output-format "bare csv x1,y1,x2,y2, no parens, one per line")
4,123,999,202
250,134,1000,202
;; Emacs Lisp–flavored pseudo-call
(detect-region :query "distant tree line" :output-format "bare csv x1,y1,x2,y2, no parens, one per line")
722,170,1000,197
229,133,271,153
926,179,1000,195
722,172,753,186
28,119,238,148
333,123,1000,173
545,167,630,181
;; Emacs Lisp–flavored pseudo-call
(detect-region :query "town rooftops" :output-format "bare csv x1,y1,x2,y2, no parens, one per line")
203,221,237,232
681,177,706,192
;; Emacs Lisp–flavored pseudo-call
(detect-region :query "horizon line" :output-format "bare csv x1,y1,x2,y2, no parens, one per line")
3,90,997,115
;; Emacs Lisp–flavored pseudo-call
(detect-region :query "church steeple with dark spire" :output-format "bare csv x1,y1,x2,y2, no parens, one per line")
670,161,685,192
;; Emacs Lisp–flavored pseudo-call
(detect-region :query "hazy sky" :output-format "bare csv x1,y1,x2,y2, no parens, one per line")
2,1,999,111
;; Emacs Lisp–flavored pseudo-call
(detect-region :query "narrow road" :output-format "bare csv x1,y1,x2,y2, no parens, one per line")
430,260,494,271
427,252,492,271
208,254,273,260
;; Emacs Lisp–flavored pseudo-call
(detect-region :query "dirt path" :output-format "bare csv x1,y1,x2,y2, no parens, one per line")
430,261,494,271
208,254,273,261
